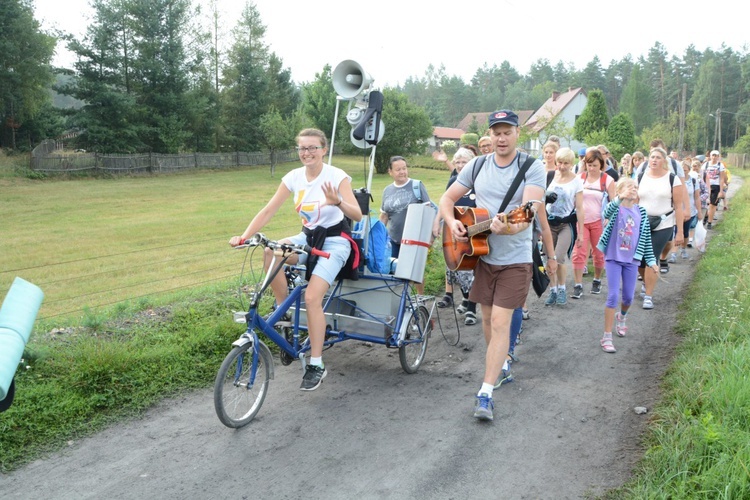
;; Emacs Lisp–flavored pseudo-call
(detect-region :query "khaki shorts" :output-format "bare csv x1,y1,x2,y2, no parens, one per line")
469,260,532,309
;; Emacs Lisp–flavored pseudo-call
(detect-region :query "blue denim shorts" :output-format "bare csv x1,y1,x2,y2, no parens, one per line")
286,232,351,285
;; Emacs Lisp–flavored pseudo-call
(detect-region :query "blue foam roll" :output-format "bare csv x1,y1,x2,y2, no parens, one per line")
0,277,44,401
0,329,26,400
0,277,44,344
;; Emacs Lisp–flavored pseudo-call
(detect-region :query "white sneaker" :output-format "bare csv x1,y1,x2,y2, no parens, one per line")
667,253,677,264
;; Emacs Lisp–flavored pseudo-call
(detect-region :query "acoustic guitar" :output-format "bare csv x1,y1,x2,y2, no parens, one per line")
442,201,537,271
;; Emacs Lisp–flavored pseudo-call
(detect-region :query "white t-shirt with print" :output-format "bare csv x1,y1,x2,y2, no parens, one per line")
701,161,725,186
282,163,351,229
547,176,584,219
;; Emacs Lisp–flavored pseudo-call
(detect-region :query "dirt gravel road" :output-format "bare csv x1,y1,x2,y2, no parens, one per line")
2,180,738,499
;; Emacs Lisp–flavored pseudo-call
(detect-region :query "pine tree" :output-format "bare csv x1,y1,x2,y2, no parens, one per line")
607,113,636,159
574,89,609,142
0,0,56,149
619,64,656,135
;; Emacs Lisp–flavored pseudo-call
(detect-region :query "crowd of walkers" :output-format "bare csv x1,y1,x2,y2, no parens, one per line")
231,120,731,421
427,124,732,420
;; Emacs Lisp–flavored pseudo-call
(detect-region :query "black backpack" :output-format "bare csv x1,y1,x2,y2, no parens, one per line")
470,152,536,185
637,170,676,208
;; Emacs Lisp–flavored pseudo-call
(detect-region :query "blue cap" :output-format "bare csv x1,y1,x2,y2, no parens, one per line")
578,147,587,157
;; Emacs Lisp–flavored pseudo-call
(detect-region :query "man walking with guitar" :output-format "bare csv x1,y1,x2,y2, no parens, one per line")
439,110,548,422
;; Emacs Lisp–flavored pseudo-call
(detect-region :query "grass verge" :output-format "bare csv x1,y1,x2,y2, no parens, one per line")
1,288,242,472
607,172,750,498
0,154,448,471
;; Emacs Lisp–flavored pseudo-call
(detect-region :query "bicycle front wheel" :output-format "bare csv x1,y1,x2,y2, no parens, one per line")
214,340,272,428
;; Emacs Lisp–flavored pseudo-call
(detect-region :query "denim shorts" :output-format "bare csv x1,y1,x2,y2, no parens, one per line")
286,232,351,285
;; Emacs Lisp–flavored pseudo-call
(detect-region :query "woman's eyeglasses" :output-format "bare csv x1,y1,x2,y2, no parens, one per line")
296,146,324,153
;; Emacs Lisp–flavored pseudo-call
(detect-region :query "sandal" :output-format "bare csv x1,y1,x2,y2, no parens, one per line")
464,311,477,325
456,299,470,314
601,336,616,353
615,313,628,337
437,294,453,308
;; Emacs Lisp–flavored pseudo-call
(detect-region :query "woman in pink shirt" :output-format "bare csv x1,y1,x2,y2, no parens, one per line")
570,148,616,299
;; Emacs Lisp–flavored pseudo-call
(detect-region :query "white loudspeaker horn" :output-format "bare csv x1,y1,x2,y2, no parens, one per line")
332,60,373,99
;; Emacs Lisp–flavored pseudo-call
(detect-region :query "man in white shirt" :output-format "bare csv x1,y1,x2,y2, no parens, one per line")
701,150,727,229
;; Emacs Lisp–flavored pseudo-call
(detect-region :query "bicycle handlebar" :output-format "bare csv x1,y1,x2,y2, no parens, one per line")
236,233,330,259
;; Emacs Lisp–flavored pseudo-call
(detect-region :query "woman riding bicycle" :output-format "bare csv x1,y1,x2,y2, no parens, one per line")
229,128,362,391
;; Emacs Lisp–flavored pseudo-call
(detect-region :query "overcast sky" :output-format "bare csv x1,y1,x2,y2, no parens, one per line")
34,0,749,88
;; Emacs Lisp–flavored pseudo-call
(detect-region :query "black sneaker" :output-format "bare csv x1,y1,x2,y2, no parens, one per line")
591,279,602,294
706,222,712,230
300,364,327,391
571,284,583,299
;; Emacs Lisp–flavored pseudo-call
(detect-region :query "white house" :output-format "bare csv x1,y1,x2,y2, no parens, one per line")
524,88,588,154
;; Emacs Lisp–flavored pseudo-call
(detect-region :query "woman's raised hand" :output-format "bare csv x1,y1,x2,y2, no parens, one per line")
321,181,340,207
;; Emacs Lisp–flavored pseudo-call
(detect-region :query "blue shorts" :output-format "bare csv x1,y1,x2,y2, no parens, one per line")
286,232,351,285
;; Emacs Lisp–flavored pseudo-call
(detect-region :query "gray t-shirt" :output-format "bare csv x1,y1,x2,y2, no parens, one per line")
381,179,430,243
456,152,546,265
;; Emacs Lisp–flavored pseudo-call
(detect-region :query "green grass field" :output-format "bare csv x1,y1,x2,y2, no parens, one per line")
2,154,750,499
0,153,449,323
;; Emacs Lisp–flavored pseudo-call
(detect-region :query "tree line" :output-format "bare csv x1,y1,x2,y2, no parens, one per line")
401,44,750,157
2,0,749,171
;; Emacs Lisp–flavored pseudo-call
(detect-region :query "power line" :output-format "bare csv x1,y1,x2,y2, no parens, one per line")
43,262,239,305
1,233,229,274
34,248,229,286
38,273,238,321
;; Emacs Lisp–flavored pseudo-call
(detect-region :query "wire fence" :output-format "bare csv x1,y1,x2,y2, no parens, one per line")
30,148,300,174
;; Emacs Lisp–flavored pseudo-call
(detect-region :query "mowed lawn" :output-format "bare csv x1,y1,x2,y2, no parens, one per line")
0,156,450,322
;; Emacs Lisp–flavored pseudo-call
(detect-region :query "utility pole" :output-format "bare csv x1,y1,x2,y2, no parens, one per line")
678,83,686,153
713,108,721,151
717,108,722,153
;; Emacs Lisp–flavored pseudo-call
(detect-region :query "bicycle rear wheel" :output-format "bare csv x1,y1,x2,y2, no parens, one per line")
214,340,272,428
399,305,431,374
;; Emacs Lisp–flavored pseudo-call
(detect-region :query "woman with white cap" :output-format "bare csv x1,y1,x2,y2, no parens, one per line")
701,150,727,229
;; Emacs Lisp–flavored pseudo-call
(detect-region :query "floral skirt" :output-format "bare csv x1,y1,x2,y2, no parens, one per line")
445,268,474,295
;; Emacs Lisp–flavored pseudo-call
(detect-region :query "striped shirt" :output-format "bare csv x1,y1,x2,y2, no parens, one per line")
597,198,657,267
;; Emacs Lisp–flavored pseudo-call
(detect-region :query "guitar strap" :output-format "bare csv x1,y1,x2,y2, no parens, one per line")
496,153,536,214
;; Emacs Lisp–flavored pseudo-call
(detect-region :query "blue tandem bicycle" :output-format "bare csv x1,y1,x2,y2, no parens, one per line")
213,233,436,428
